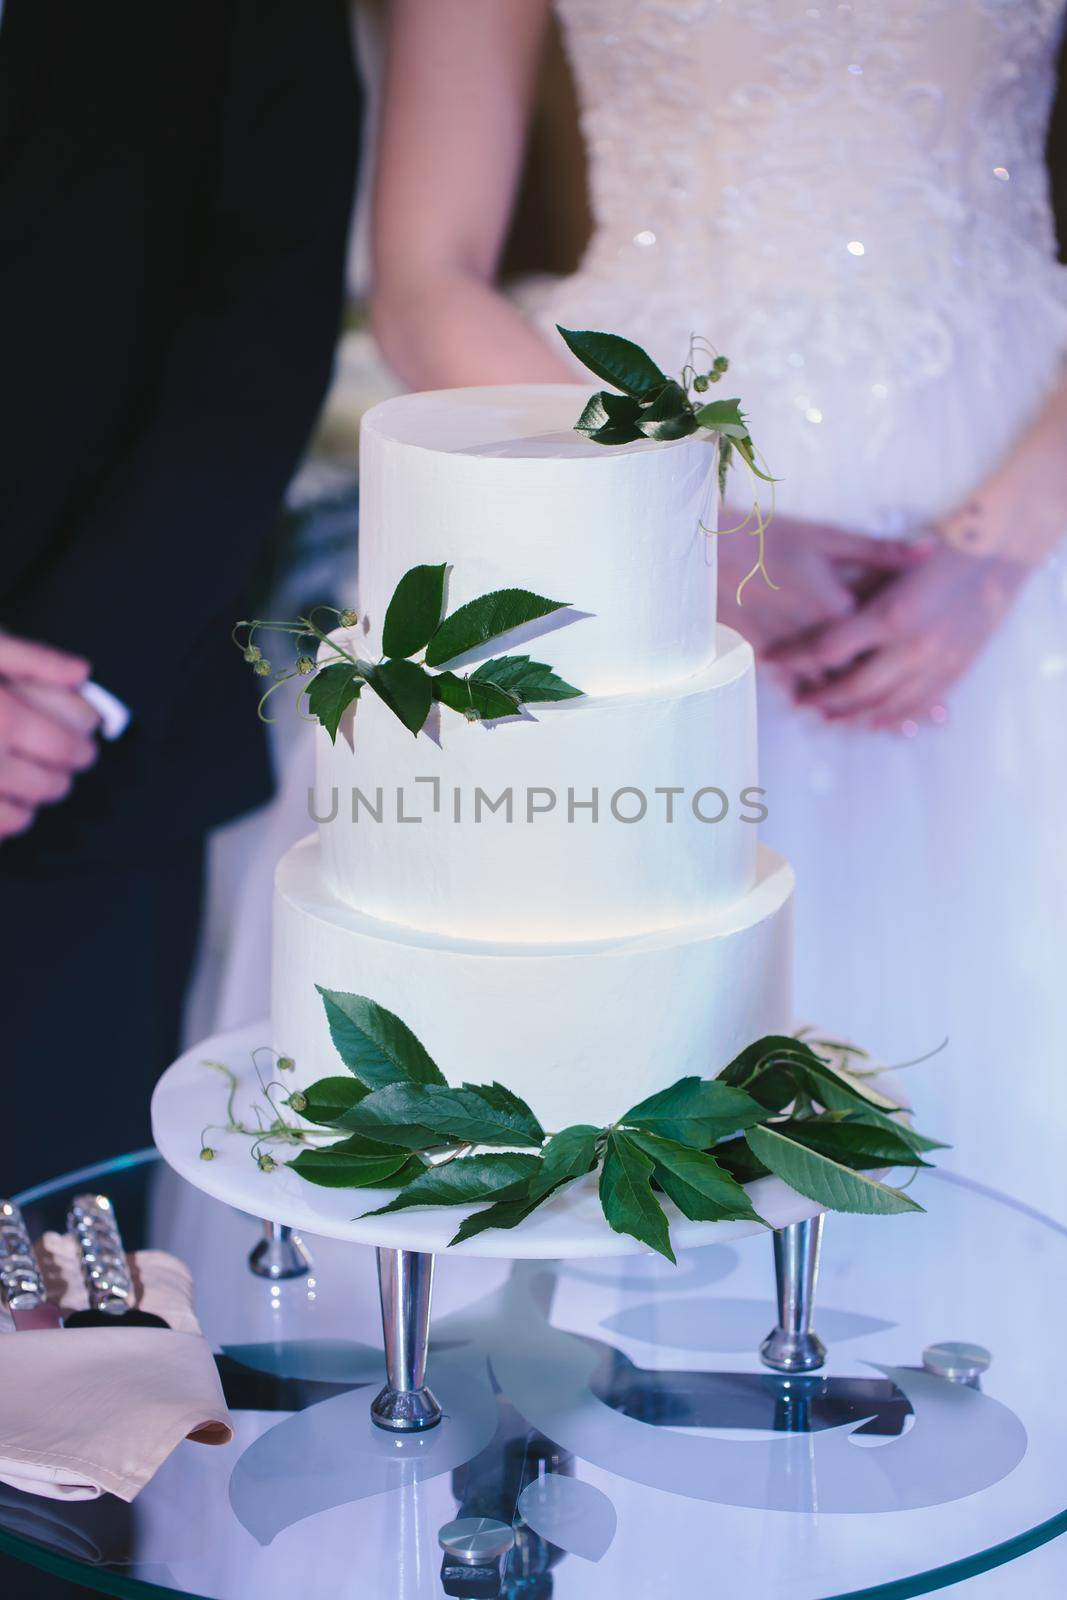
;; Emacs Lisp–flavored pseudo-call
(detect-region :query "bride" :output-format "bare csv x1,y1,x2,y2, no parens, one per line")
368,0,1067,1213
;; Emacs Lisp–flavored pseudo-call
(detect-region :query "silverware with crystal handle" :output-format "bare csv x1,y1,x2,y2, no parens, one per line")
64,1193,168,1330
67,1193,134,1316
0,1199,62,1329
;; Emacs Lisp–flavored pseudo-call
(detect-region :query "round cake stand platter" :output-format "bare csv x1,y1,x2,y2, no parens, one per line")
153,1022,846,1433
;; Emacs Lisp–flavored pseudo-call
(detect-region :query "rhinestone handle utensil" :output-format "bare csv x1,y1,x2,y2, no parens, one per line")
0,1198,46,1311
0,1198,62,1329
64,1193,169,1329
67,1193,134,1316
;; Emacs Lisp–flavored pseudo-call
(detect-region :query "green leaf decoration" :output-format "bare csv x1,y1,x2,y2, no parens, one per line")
315,989,447,1089
431,671,521,722
575,390,644,433
792,1048,901,1112
627,1130,768,1225
540,1124,600,1186
424,590,570,669
362,1152,542,1217
599,1129,676,1262
470,655,583,704
717,435,733,499
734,432,778,483
463,1080,545,1146
305,662,362,743
636,381,700,441
367,658,434,736
448,1122,602,1245
882,1121,949,1155
773,1117,931,1171
622,1077,766,1148
718,1035,810,1090
381,563,448,659
334,1082,451,1148
745,1125,924,1215
449,1187,551,1247
717,1036,848,1115
693,397,748,432
287,1139,424,1190
587,420,646,445
295,1076,369,1125
713,1135,771,1185
339,1081,545,1150
557,326,669,399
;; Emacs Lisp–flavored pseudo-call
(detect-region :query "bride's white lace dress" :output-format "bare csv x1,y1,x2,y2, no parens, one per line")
534,0,1067,1210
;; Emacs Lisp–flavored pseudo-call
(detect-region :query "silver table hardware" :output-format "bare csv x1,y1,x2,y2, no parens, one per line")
67,1193,134,1315
371,1247,442,1431
922,1340,992,1387
760,1216,828,1373
438,1517,515,1566
0,1198,46,1312
248,1219,313,1280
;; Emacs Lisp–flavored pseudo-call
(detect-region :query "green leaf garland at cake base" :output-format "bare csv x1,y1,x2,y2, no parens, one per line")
205,991,945,1260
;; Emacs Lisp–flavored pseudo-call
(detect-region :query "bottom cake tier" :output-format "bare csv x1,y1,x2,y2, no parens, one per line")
273,836,794,1130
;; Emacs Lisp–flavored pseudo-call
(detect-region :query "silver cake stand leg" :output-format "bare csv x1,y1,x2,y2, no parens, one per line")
371,1247,442,1432
759,1216,828,1373
248,1219,313,1281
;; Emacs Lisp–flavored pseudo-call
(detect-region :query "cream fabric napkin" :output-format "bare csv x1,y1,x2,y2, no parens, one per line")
0,1232,232,1502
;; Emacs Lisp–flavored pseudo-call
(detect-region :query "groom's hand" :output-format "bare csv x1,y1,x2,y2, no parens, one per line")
0,634,100,840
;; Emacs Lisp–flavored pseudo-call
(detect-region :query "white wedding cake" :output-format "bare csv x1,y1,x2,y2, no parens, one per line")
273,385,794,1130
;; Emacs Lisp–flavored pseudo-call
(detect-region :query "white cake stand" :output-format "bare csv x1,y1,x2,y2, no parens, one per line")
153,1022,840,1432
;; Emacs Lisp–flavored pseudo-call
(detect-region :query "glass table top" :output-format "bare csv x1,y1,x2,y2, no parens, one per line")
1,1152,1065,1599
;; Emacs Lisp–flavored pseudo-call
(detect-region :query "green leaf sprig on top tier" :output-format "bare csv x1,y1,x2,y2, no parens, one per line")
233,563,582,742
203,992,946,1260
558,325,778,599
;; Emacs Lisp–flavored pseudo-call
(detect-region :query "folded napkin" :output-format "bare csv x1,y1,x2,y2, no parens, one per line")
0,1231,232,1503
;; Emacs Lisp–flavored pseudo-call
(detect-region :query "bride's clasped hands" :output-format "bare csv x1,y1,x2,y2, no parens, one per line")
764,540,1031,733
719,513,1032,735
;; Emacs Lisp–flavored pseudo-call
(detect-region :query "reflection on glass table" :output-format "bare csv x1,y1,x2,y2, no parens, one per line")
1,1153,1065,1600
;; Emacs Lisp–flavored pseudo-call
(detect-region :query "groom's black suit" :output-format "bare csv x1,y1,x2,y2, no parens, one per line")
0,0,359,1193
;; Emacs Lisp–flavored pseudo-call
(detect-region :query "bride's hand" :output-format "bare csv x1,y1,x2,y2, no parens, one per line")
717,515,922,657
764,542,1029,730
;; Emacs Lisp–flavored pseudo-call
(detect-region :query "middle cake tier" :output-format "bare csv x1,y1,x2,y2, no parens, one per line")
274,837,794,1130
316,626,761,942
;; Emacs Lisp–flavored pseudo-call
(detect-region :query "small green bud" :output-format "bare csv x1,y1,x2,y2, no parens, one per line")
277,1055,295,1072
463,707,480,722
713,355,730,372
254,658,272,677
296,656,315,676
257,1152,277,1173
693,373,710,393
339,608,358,628
709,371,721,383
200,1146,216,1162
243,645,262,664
288,1091,308,1114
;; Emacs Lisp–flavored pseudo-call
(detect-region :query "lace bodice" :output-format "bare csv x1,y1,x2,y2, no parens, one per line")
540,0,1067,527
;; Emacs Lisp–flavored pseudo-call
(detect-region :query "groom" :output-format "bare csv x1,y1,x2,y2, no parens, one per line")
0,1,359,1193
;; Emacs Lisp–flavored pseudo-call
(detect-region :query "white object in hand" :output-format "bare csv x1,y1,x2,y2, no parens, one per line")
81,680,131,741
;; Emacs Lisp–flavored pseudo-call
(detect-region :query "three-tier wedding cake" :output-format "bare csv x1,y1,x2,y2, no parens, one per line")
272,385,794,1130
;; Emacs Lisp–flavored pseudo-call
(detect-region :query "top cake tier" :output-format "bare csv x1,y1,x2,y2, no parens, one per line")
358,385,719,697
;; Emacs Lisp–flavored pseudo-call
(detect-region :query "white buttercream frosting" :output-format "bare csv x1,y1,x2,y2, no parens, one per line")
316,626,760,942
273,837,794,1130
356,385,719,697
